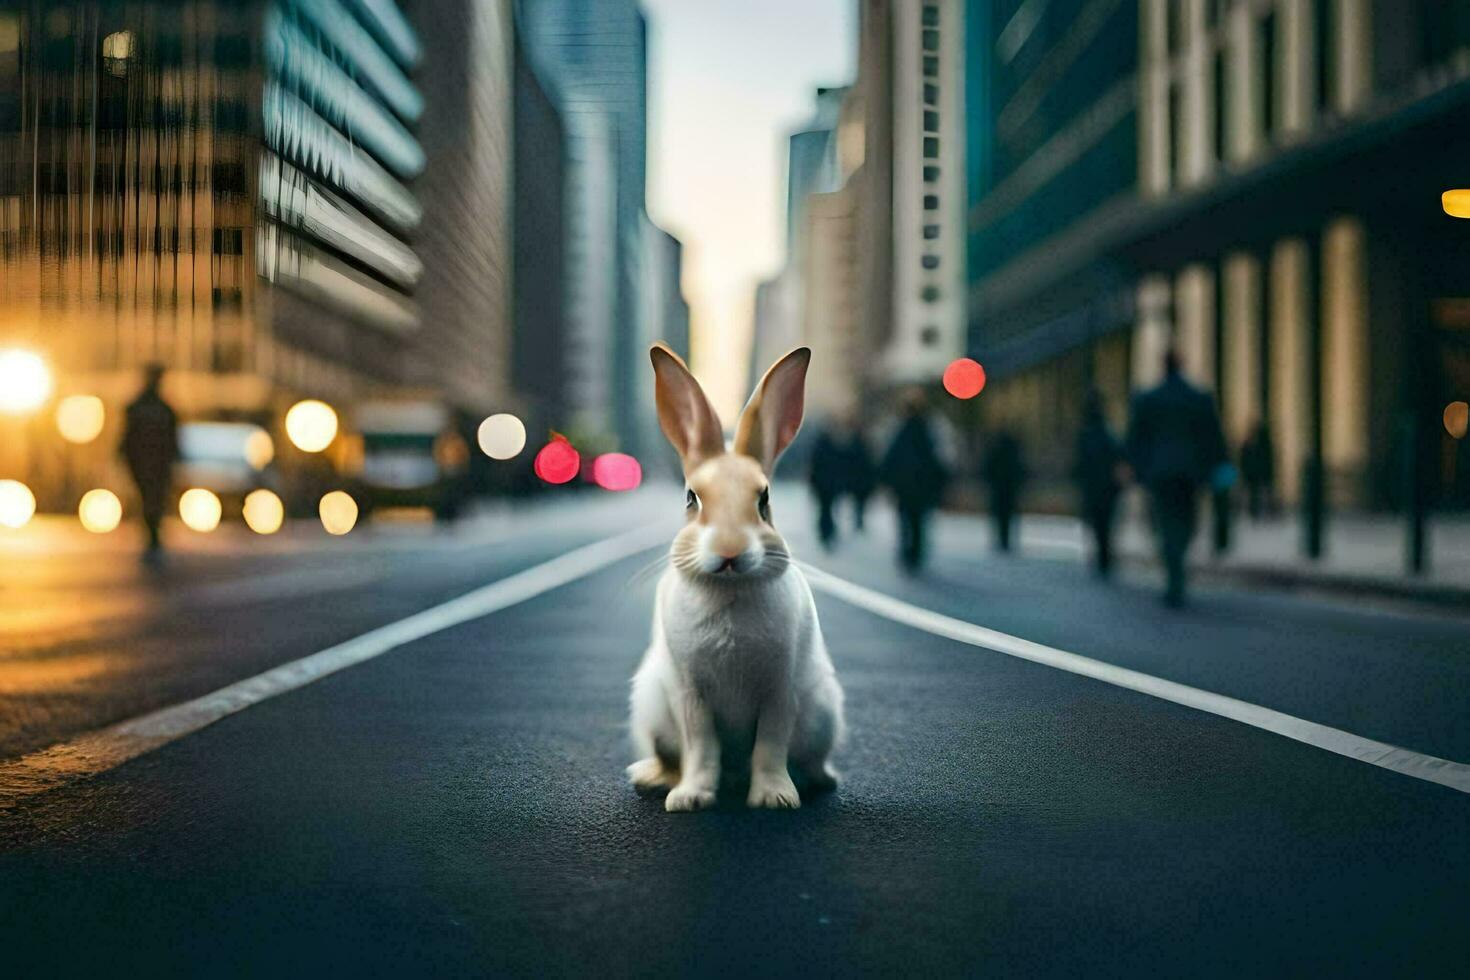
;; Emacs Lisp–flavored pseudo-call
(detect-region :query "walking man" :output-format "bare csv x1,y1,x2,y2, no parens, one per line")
1126,351,1228,607
120,364,179,563
1074,391,1125,577
982,428,1025,553
879,390,950,573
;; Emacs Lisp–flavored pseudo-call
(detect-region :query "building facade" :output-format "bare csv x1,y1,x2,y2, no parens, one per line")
516,0,651,455
0,0,487,509
967,0,1470,528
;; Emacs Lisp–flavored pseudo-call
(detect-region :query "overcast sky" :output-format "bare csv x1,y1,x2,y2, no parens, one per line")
642,0,856,420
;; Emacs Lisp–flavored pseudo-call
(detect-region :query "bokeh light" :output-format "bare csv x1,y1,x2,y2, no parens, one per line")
477,413,527,460
592,453,642,491
1442,190,1470,219
56,395,106,444
534,436,581,485
943,358,987,400
0,480,37,529
319,490,359,535
243,489,285,535
178,488,222,532
284,399,339,453
243,428,275,470
78,488,123,533
1446,401,1469,440
0,349,53,414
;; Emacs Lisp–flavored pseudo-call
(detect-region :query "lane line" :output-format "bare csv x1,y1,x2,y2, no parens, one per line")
0,524,668,810
803,564,1470,795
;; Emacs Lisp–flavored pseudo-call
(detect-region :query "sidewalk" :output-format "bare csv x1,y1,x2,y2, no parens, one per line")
1006,506,1470,607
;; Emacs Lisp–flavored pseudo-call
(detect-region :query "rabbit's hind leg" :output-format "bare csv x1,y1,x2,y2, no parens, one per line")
629,655,681,792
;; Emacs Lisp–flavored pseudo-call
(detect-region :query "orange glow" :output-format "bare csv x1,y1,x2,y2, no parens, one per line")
1446,401,1469,440
1442,190,1470,219
0,349,52,414
178,488,222,532
56,395,106,444
78,488,123,533
285,399,339,453
318,490,359,535
0,479,36,528
243,489,285,534
244,428,275,469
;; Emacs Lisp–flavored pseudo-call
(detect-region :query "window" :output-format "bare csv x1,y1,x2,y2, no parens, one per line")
923,224,940,240
921,255,941,270
922,6,939,28
213,228,244,255
923,165,941,181
923,30,940,52
921,286,942,303
923,136,939,158
921,326,941,346
924,83,938,105
924,56,938,77
924,110,940,132
923,194,939,210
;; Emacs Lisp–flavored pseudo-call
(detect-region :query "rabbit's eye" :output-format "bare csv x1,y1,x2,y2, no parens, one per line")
758,487,771,522
685,488,699,511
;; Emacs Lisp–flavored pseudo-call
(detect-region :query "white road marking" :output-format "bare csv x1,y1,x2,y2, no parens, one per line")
803,564,1470,795
0,524,668,809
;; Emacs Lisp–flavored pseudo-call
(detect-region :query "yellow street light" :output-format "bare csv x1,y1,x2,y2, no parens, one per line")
243,427,275,470
0,349,52,414
179,487,222,532
78,488,123,533
1443,189,1470,219
0,479,36,528
318,490,358,535
285,399,339,453
56,395,106,444
243,489,285,535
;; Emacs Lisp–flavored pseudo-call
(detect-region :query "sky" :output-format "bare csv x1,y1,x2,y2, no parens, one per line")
642,0,856,421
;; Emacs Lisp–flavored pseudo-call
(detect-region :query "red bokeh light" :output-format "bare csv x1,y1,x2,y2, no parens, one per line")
943,358,987,400
592,453,642,492
534,436,581,485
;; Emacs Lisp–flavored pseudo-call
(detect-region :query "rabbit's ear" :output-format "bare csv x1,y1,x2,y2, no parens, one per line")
734,347,810,474
651,343,725,473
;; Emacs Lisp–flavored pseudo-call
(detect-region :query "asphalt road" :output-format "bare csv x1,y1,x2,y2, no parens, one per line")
1,487,1466,977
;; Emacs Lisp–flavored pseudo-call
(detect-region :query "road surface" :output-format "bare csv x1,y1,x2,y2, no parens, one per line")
1,487,1466,977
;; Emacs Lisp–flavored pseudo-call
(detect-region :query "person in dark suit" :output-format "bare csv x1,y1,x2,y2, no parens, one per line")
120,364,179,563
1073,391,1125,577
880,390,950,573
982,428,1025,553
1125,351,1228,607
1239,420,1276,519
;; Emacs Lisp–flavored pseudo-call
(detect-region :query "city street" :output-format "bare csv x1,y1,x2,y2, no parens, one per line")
2,487,1466,977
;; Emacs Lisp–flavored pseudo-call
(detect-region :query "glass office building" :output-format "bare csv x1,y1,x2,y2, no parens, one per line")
0,0,433,505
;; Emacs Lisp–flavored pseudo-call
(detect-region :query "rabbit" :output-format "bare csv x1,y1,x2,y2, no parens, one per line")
627,342,845,811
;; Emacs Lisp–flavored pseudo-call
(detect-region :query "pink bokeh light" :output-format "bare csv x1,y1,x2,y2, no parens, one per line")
592,453,643,491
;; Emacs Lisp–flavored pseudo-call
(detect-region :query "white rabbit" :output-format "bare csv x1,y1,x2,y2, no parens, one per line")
628,343,845,811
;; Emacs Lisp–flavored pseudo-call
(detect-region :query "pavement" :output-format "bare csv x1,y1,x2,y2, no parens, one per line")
1,485,1466,977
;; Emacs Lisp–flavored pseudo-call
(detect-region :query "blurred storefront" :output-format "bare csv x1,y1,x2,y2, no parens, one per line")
966,0,1470,529
0,0,521,511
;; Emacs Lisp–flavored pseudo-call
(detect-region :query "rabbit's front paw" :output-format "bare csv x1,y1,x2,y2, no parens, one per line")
665,783,717,812
747,771,801,809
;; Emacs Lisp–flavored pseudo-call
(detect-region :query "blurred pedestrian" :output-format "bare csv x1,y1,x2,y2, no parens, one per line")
809,422,846,549
982,428,1025,553
1126,351,1228,608
879,389,950,573
120,363,179,563
1239,420,1275,519
433,422,472,524
810,414,877,549
1073,391,1125,577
